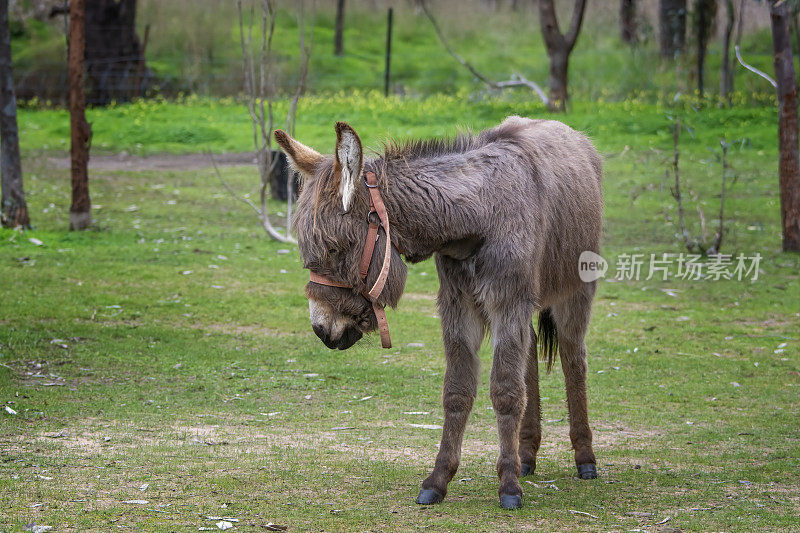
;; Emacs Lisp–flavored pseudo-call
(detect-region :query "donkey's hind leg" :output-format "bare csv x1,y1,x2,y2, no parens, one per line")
416,258,484,505
518,324,541,477
552,281,598,480
487,301,533,510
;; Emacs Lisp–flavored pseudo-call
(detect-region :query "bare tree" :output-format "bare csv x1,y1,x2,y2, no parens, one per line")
69,0,92,230
0,0,29,228
720,0,737,103
538,0,587,111
285,1,315,233
334,0,345,56
668,118,732,254
221,0,314,244
659,0,687,58
693,0,717,97
620,0,638,44
770,0,800,251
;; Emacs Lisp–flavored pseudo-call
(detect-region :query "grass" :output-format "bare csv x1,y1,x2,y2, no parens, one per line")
1,94,799,530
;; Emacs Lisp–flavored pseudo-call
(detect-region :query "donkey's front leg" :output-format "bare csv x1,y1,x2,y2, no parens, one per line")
489,305,532,510
416,281,483,505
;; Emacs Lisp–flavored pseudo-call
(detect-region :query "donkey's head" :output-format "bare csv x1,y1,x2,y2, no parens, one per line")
275,122,407,350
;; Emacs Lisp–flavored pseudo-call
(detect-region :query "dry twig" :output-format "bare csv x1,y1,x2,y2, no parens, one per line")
420,1,549,106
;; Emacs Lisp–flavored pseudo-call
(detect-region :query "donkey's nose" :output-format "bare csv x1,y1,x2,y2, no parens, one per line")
313,324,338,350
336,327,363,350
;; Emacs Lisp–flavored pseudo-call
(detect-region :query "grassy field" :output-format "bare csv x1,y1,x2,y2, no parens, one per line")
1,94,798,531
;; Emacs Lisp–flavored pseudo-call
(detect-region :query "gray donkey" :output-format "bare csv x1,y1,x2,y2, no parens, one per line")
274,116,603,510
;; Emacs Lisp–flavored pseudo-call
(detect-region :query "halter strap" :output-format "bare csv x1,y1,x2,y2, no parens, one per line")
308,171,393,349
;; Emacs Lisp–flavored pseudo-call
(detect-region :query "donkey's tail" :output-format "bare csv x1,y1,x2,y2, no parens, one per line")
537,308,559,374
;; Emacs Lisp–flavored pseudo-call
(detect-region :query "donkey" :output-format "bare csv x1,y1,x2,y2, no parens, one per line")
274,116,603,510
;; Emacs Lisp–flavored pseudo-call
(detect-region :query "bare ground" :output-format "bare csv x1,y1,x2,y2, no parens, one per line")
46,152,257,172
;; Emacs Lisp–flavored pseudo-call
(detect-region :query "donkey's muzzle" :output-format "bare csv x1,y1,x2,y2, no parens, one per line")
313,324,362,350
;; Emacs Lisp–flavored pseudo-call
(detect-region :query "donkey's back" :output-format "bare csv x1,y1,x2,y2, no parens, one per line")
471,116,603,306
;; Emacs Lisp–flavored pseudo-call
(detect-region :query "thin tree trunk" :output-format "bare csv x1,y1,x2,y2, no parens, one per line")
694,0,716,97
0,0,29,228
538,0,587,112
771,0,800,251
334,0,345,56
620,0,637,44
548,50,568,110
659,0,687,58
720,0,735,103
69,0,92,230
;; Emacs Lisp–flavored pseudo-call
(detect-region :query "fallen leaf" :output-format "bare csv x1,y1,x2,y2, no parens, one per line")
5,406,18,415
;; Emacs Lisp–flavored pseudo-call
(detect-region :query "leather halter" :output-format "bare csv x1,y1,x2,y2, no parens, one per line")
308,171,393,348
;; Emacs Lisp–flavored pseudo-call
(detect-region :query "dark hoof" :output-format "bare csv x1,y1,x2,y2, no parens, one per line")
499,493,523,510
577,463,598,479
415,488,444,505
520,463,534,477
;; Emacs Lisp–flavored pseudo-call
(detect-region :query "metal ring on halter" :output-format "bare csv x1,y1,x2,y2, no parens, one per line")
367,210,381,226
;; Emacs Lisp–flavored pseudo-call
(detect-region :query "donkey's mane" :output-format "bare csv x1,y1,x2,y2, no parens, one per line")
381,132,478,161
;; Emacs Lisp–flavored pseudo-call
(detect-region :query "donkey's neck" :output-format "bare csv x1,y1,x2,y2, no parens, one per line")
371,157,484,263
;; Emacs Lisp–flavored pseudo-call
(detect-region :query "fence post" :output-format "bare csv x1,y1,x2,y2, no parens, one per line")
384,7,393,97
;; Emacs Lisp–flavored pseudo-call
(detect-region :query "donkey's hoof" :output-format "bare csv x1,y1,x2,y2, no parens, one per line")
577,463,598,479
415,488,444,505
520,463,534,477
499,493,523,510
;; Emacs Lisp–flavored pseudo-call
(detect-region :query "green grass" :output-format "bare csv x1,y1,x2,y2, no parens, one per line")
16,90,780,156
2,96,799,531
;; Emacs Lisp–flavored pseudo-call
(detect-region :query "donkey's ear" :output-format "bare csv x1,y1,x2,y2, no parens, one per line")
334,121,364,212
274,129,324,179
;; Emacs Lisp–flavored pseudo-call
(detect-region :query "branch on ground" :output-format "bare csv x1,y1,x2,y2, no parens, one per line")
208,152,296,244
420,1,549,107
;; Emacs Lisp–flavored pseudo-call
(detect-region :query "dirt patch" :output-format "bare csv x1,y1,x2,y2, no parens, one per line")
46,152,257,172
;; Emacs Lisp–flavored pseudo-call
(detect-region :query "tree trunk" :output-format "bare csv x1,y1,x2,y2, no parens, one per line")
620,0,637,44
0,0,28,228
548,51,568,112
334,0,345,56
720,0,735,103
694,0,717,97
85,0,149,105
538,0,587,112
69,0,92,230
771,0,800,251
659,0,687,58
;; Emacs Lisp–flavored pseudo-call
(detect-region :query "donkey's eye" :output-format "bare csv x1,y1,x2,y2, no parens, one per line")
328,248,338,256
